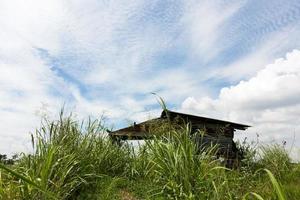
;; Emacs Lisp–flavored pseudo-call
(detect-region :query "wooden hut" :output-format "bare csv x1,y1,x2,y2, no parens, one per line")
109,110,250,166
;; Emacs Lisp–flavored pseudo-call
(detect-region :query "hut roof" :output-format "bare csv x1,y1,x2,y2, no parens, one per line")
161,110,250,130
109,110,250,139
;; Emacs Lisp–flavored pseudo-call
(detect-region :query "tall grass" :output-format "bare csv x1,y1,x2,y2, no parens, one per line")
0,110,299,199
258,144,292,178
0,112,131,199
143,126,221,199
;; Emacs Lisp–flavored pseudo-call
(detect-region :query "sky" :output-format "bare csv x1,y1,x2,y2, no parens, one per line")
0,0,300,159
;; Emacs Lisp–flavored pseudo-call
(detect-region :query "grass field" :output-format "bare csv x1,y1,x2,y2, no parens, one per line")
0,112,299,200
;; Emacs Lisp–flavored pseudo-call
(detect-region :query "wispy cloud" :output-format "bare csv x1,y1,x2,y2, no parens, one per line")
180,0,245,62
213,24,300,81
1,0,300,155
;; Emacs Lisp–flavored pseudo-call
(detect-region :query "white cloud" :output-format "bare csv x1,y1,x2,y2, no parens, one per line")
181,49,300,161
0,0,64,54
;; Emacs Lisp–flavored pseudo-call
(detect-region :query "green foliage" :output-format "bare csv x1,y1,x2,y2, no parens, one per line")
258,144,292,178
0,154,17,165
243,169,286,200
282,164,300,200
144,126,220,199
0,110,299,200
0,111,131,199
236,137,258,170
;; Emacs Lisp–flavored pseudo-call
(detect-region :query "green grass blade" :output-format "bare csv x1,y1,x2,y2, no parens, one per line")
264,169,286,200
243,192,265,200
151,92,167,111
0,163,57,199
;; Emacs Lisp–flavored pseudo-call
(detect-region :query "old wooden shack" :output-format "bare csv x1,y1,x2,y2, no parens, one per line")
109,110,250,165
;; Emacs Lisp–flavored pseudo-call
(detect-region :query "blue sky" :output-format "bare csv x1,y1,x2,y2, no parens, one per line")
1,0,300,158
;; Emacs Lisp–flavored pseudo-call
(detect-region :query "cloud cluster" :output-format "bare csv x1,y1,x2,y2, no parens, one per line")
182,50,300,160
